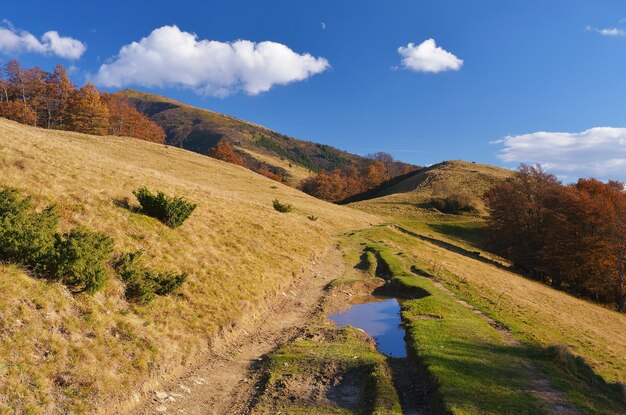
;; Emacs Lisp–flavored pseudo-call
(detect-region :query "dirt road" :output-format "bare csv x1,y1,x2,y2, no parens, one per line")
129,246,344,415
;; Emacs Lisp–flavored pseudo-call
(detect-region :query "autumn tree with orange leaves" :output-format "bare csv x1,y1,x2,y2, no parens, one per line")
66,83,110,135
485,165,626,311
208,141,245,166
0,60,164,142
103,93,165,143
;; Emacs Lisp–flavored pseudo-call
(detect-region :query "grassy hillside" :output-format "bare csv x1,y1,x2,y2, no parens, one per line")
121,89,388,181
238,147,313,186
3,116,623,414
351,160,512,218
0,118,377,414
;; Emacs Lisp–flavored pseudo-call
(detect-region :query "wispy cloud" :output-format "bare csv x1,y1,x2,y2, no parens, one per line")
586,25,626,37
93,25,329,97
494,127,626,180
396,39,463,73
0,20,86,59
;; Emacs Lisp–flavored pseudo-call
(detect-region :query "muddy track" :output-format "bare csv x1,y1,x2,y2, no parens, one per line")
128,246,345,415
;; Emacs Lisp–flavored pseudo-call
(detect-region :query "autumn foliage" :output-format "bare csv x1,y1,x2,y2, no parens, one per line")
0,60,165,142
207,140,287,182
299,155,414,202
256,165,284,182
485,165,626,311
103,93,166,143
208,141,245,166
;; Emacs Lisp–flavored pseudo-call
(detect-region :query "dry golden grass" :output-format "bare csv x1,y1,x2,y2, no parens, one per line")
381,225,626,385
0,118,377,414
237,146,314,186
352,160,512,217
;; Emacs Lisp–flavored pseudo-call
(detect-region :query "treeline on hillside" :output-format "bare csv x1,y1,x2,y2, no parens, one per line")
0,60,165,142
485,165,626,312
208,141,417,191
299,152,418,202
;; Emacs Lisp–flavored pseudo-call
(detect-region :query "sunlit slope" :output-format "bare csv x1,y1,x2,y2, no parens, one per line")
391,223,626,385
0,118,377,414
352,160,512,217
237,146,313,186
121,89,370,178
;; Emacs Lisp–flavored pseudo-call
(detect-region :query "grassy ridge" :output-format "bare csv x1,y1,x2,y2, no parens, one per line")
350,160,512,218
121,89,376,179
0,118,376,413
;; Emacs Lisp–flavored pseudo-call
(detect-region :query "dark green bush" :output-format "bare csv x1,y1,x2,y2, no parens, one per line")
272,199,293,213
307,215,318,221
0,187,58,273
0,187,114,294
113,251,187,304
51,229,114,294
430,193,478,215
133,187,197,228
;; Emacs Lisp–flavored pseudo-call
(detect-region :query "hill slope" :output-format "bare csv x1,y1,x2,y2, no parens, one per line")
351,160,513,217
121,89,400,185
0,118,376,414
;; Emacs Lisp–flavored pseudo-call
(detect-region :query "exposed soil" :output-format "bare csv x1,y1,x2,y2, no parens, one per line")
252,332,374,413
128,246,345,415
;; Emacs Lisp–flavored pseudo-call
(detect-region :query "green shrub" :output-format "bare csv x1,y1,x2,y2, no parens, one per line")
272,199,293,213
307,215,318,221
133,187,197,228
430,193,478,215
0,187,114,294
113,251,187,304
0,187,58,273
51,229,114,294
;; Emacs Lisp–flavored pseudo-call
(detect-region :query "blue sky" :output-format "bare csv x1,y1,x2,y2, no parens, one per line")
2,0,626,180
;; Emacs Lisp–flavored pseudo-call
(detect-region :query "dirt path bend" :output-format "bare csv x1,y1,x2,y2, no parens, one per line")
129,246,345,415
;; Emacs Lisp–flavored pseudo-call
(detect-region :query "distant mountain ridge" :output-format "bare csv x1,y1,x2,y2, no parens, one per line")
121,89,412,184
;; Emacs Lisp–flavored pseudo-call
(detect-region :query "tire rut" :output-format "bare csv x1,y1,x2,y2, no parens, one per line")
128,246,345,415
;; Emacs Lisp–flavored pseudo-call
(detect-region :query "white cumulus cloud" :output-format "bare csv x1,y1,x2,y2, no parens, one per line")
0,21,86,59
93,25,330,97
495,128,626,180
397,39,463,73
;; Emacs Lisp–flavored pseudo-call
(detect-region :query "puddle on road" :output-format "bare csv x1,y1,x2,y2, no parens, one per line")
329,296,407,358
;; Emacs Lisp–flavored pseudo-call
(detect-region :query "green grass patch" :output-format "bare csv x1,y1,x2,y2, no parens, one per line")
399,275,546,414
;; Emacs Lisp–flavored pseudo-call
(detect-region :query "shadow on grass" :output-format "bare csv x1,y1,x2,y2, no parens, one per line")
387,356,436,414
393,224,510,271
373,281,431,301
406,336,626,414
113,197,140,213
354,251,371,271
427,222,484,246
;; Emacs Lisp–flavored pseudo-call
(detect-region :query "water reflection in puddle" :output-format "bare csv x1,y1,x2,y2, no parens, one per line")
329,296,407,358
